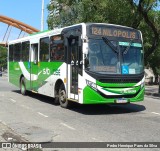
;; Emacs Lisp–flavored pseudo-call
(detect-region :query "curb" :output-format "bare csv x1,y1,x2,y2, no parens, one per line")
145,92,160,97
0,73,8,78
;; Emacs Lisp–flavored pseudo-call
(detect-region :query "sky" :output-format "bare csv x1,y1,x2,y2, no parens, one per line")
0,0,50,41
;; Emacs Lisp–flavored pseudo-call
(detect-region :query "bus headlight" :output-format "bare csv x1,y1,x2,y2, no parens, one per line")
86,80,97,91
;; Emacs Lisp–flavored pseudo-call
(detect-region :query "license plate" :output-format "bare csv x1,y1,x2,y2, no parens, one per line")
116,99,128,103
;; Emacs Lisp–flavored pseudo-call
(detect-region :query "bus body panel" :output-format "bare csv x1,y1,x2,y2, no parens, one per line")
83,86,144,104
81,71,144,104
9,61,65,97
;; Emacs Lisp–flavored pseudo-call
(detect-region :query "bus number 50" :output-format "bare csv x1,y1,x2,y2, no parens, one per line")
43,68,50,75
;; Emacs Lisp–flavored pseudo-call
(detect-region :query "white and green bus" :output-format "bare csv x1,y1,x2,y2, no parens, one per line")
8,23,145,108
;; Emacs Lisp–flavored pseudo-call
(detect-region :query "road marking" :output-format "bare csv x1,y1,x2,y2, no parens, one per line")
10,98,16,103
1,121,7,126
60,123,76,130
151,112,160,116
20,105,31,110
37,112,48,118
92,138,103,142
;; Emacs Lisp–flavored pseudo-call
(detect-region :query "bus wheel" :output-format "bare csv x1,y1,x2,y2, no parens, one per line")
20,77,27,95
54,92,60,105
59,84,70,108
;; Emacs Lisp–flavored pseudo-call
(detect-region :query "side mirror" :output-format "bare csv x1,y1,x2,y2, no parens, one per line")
83,43,88,54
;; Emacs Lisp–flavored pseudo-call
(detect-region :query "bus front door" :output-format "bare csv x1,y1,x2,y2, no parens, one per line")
31,43,39,91
68,37,81,100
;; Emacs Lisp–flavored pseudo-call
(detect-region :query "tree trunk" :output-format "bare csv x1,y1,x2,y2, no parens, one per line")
155,75,158,84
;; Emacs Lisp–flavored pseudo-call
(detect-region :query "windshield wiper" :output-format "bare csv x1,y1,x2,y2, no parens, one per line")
102,37,118,54
123,39,133,55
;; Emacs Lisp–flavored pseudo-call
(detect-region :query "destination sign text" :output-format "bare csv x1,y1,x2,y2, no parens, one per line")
91,27,139,39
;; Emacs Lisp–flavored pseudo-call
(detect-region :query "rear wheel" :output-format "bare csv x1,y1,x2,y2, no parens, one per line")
59,84,70,108
20,77,27,95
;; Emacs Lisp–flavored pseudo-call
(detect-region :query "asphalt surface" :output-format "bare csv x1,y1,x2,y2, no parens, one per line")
145,84,160,97
0,75,160,151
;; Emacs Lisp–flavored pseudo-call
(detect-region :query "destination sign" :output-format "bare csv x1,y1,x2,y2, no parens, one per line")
90,26,139,39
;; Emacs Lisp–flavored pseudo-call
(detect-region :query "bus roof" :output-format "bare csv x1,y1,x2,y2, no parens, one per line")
8,23,140,44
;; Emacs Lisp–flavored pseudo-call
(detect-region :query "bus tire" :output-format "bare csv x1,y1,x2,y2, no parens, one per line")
59,84,70,108
54,92,60,105
20,77,27,95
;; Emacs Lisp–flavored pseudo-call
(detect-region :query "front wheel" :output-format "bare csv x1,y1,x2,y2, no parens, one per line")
20,77,27,95
59,84,70,108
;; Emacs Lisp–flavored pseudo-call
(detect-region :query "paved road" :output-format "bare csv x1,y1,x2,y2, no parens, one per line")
0,76,160,151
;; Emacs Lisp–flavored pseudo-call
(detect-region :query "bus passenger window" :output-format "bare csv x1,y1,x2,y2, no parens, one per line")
14,43,21,62
9,45,14,61
22,41,30,62
40,37,49,62
50,35,64,61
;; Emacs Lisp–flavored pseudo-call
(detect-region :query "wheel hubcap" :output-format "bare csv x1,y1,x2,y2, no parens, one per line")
60,90,66,103
21,82,25,93
22,85,24,92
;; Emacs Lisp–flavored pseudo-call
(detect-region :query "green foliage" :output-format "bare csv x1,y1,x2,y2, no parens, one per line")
48,0,137,28
148,42,160,75
0,46,7,69
144,10,160,77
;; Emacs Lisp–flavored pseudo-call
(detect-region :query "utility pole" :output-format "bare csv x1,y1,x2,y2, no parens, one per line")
41,0,44,31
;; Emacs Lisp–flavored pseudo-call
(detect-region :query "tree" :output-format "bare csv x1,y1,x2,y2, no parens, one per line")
0,46,7,70
148,44,160,82
47,0,136,28
128,0,160,60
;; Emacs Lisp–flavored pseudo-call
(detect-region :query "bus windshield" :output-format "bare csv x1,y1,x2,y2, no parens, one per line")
120,42,144,74
86,38,144,75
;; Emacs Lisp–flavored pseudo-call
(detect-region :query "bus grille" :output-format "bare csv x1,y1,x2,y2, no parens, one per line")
98,90,140,99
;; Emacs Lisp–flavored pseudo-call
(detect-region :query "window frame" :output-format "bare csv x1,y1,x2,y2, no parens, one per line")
50,34,65,62
13,43,21,62
40,37,50,62
22,41,30,62
9,44,14,62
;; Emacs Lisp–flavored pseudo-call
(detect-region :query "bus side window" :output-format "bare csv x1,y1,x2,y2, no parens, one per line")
14,43,21,62
50,35,64,61
40,37,49,62
22,41,30,62
9,45,14,62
